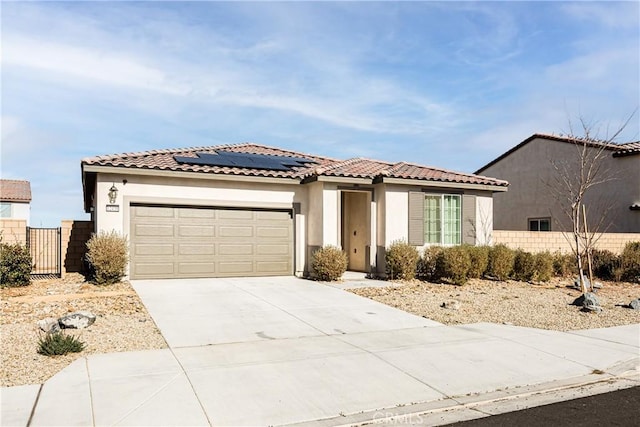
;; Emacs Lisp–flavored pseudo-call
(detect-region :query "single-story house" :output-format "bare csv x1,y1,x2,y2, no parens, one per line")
0,179,32,225
81,144,508,279
475,133,640,233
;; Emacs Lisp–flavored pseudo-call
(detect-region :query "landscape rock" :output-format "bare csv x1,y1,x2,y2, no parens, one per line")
58,311,96,329
37,318,60,333
629,299,640,310
441,300,461,310
572,292,600,307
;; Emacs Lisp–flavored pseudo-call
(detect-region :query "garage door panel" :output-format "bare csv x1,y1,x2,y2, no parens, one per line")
179,244,215,256
134,243,174,256
219,226,254,238
256,244,290,255
130,205,292,279
256,261,290,274
134,262,175,276
218,261,254,274
134,224,174,237
134,206,175,218
179,225,215,237
257,226,290,238
218,210,253,220
177,208,215,219
178,263,216,274
218,244,254,255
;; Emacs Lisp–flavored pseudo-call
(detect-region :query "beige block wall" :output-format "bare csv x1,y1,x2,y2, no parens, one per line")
61,220,94,277
0,219,27,245
493,230,640,254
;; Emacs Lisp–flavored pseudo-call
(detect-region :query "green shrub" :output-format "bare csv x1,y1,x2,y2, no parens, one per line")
418,246,444,282
465,245,489,279
552,252,575,277
487,244,515,281
591,249,620,281
86,231,129,285
311,245,348,281
620,242,640,283
513,249,536,281
533,252,554,282
385,240,420,280
37,331,85,356
436,246,471,285
0,243,32,287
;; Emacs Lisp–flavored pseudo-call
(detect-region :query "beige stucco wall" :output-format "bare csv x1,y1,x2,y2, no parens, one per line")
475,196,493,245
384,185,409,246
493,230,639,254
481,138,640,233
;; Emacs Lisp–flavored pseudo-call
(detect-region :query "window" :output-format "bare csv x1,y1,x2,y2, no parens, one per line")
423,194,461,245
529,218,551,231
0,203,11,218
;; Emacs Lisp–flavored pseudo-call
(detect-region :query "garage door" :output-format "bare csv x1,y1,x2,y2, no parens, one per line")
129,205,293,279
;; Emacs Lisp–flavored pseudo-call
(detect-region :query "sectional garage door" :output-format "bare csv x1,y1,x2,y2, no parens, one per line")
130,205,293,279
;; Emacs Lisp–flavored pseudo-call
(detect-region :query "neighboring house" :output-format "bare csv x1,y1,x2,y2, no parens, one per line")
0,179,32,226
476,133,640,233
82,144,507,279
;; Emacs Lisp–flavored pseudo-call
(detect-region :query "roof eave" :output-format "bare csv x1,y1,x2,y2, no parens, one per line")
380,176,508,192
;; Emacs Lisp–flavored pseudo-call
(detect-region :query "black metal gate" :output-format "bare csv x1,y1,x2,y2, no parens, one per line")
26,227,62,276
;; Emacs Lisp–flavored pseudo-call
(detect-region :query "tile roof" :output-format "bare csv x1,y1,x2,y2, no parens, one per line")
82,143,507,187
0,180,32,203
614,141,640,157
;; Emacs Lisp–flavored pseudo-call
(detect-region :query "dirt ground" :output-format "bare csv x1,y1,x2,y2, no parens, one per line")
349,277,640,331
1,274,167,387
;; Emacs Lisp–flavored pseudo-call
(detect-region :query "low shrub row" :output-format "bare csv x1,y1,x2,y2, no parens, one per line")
310,240,640,284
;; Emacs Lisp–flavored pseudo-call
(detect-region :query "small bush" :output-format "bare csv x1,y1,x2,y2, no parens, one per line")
436,246,471,285
418,246,444,282
487,244,515,281
86,231,129,285
465,245,489,279
38,331,85,356
533,252,554,282
513,250,536,281
553,252,575,277
620,242,640,283
591,249,620,281
311,245,348,281
0,243,32,287
385,240,420,280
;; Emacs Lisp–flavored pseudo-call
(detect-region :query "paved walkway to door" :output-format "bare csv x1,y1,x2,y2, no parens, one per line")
2,277,638,426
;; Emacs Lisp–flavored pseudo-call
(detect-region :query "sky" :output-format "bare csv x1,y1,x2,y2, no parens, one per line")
1,1,639,227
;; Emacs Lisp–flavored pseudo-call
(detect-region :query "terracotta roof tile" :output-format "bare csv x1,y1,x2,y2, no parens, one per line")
82,143,507,187
615,141,640,156
0,180,32,203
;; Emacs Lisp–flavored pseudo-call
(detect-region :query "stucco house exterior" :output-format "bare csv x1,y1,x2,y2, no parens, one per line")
0,179,32,226
476,133,640,233
82,144,507,279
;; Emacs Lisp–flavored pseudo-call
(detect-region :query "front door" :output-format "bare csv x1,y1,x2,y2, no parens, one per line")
342,192,369,272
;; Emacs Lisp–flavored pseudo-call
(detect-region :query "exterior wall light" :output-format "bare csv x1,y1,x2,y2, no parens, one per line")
108,184,118,204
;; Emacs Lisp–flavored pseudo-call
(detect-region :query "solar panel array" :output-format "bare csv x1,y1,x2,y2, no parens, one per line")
174,150,316,171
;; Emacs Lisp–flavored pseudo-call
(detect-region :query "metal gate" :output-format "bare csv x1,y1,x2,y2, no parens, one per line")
26,227,62,276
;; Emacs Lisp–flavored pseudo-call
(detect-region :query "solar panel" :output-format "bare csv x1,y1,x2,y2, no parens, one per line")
174,150,316,171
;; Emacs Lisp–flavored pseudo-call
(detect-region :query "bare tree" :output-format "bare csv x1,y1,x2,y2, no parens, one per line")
548,113,636,294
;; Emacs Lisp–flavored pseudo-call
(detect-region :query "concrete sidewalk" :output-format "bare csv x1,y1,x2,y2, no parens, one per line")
2,323,638,426
2,278,639,426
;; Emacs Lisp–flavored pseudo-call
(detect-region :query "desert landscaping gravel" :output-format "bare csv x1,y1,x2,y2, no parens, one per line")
1,274,167,387
2,274,638,388
350,278,640,331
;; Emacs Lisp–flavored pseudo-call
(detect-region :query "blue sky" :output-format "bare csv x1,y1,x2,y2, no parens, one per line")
2,1,639,227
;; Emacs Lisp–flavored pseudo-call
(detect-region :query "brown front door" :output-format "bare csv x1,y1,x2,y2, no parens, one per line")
342,192,369,272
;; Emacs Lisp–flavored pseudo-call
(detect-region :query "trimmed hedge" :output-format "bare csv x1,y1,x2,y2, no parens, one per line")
311,246,348,281
466,245,489,279
385,240,420,280
620,242,640,283
436,246,471,285
487,244,515,281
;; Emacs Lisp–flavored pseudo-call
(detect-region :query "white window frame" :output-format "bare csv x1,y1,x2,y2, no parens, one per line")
423,194,461,246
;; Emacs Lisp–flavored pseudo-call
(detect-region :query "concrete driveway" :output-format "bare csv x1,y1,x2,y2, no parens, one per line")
3,277,638,427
